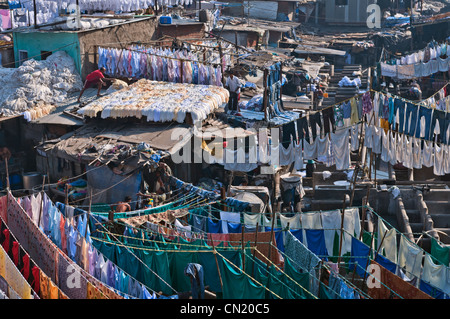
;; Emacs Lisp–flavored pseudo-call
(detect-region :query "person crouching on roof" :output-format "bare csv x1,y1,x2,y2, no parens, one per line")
77,67,115,103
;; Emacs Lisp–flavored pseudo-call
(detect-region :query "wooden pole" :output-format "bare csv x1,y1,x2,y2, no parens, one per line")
337,194,347,266
218,43,225,86
210,236,224,292
5,160,10,190
349,164,359,207
251,222,259,277
241,218,245,271
37,175,46,228
85,188,92,238
267,203,276,267
362,232,377,288
64,183,69,219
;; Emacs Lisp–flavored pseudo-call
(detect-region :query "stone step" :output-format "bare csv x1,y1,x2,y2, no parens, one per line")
407,209,421,223
429,214,450,229
423,190,450,201
425,201,450,214
434,228,450,244
409,222,424,234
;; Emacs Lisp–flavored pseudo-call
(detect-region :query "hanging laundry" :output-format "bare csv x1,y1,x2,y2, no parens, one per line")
422,254,450,295
321,210,341,260
430,237,450,266
367,260,433,299
351,124,360,152
402,135,413,169
377,219,397,263
284,230,320,275
350,97,359,124
412,137,423,169
422,140,434,168
349,237,371,278
331,128,350,170
340,208,361,256
303,137,317,160
361,91,373,115
434,143,445,176
304,229,328,259
397,235,424,279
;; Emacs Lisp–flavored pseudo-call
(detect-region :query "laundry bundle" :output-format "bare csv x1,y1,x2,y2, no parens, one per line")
78,79,229,123
338,76,361,87
0,51,82,118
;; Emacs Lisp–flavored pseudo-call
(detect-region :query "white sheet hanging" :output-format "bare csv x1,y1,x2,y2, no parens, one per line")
422,140,434,168
397,235,423,280
321,210,341,259
331,128,350,170
279,141,295,166
371,126,382,155
303,138,317,160
381,129,390,163
377,219,398,263
403,135,413,169
301,211,322,248
422,254,450,295
434,143,445,176
351,124,360,152
341,208,361,256
293,139,304,171
412,137,423,169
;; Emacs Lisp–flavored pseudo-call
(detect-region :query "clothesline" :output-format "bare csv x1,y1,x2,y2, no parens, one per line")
243,250,312,299
367,206,450,295
381,40,448,65
101,45,225,68
79,209,179,296
28,185,426,300
5,192,142,299
270,243,372,299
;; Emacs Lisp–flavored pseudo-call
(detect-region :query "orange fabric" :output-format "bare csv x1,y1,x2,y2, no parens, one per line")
48,279,59,299
60,216,67,254
228,231,281,266
87,282,108,299
380,118,390,133
39,271,49,299
367,261,433,299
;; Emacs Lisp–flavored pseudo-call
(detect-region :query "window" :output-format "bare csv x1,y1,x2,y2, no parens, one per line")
18,50,28,66
335,0,348,5
40,51,52,60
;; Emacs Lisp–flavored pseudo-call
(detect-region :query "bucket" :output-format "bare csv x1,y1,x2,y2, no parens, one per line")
22,172,43,190
9,174,23,190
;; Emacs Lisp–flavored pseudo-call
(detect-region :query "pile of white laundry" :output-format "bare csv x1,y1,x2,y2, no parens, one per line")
78,79,229,123
0,51,83,120
338,76,361,87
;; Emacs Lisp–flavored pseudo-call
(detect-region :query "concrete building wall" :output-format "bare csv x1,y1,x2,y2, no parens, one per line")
78,17,158,79
325,0,376,25
12,31,81,70
277,1,295,21
220,30,259,48
156,22,205,41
